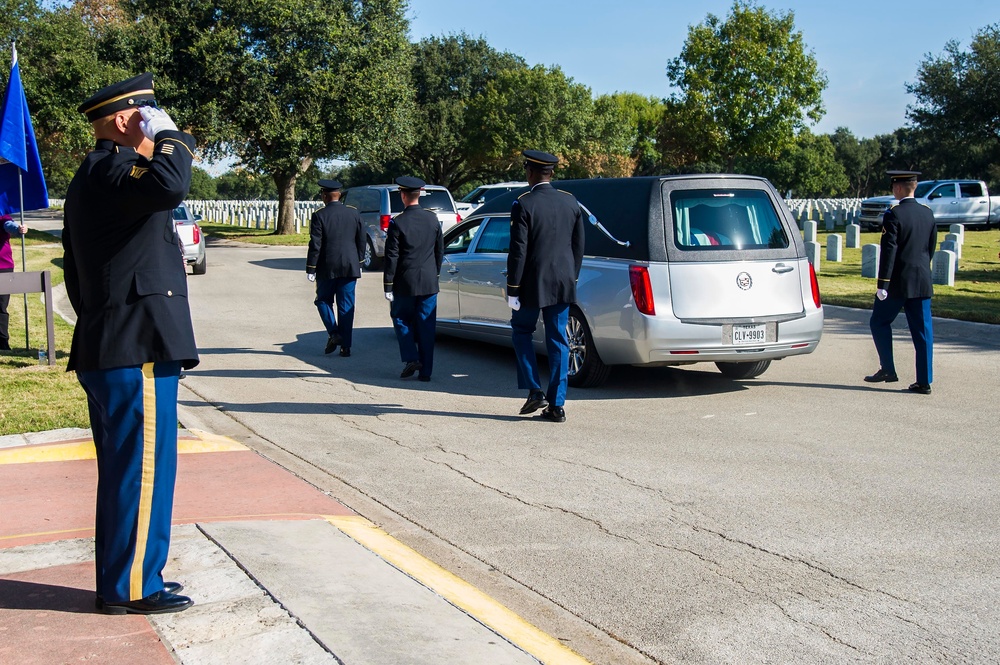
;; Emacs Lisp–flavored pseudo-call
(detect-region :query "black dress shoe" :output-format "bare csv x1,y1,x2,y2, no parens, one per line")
908,382,932,395
96,582,184,610
325,335,340,354
520,391,548,415
540,405,566,423
418,375,430,382
864,369,898,383
400,361,422,378
102,590,193,615
340,347,351,357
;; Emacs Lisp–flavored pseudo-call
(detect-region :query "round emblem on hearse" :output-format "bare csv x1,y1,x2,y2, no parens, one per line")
736,272,753,290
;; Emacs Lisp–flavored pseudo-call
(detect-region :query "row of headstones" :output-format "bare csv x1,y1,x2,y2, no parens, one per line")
786,199,863,230
802,222,964,286
187,200,324,233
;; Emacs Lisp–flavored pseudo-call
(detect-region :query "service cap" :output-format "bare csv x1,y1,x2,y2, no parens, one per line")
395,176,426,191
522,149,559,169
78,72,157,122
887,170,921,183
318,179,342,191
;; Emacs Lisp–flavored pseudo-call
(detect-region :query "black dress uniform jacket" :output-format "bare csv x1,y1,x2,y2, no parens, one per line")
62,132,199,372
507,183,586,309
383,206,443,297
877,198,938,299
306,201,365,279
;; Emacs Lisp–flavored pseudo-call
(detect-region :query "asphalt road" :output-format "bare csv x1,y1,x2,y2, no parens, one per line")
37,217,1000,664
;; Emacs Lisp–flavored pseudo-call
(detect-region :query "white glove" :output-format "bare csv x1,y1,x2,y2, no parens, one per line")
876,289,888,301
384,292,394,302
307,273,316,282
508,296,520,311
138,106,178,141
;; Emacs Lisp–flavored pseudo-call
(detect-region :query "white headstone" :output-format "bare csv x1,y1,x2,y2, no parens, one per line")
805,241,821,271
932,250,956,286
846,224,861,248
862,244,880,278
803,220,818,243
824,212,835,231
949,224,965,243
826,234,843,262
944,233,962,259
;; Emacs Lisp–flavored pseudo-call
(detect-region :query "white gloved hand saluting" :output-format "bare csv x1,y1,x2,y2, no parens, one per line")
876,289,888,301
138,106,178,141
384,292,394,302
307,273,316,282
508,296,520,311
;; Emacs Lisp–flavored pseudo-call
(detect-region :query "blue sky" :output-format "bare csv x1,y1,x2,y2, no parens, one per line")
407,0,1000,139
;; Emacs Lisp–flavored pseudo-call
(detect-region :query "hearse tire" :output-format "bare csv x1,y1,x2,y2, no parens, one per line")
566,308,611,388
715,360,771,380
362,239,381,271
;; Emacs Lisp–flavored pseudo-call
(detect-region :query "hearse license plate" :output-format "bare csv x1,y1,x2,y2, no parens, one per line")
731,324,767,345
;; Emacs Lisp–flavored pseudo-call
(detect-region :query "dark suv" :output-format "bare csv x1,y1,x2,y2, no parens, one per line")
341,184,461,270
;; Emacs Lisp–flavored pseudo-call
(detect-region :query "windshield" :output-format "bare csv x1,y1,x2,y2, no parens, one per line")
390,189,455,214
459,187,487,203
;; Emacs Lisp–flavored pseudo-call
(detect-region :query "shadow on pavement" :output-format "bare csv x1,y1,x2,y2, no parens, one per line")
0,579,96,614
249,257,305,271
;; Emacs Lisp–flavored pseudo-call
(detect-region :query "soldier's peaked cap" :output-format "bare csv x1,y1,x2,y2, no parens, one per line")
522,149,559,168
395,176,425,191
78,72,156,122
887,170,921,183
318,179,342,191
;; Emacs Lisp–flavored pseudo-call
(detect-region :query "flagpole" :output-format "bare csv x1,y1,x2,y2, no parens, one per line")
19,167,28,349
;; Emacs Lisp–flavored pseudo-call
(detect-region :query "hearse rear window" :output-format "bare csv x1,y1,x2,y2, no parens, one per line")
671,189,788,250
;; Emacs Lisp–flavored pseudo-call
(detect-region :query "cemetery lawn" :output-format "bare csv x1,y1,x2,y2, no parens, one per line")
201,223,310,246
0,230,89,435
815,228,1000,324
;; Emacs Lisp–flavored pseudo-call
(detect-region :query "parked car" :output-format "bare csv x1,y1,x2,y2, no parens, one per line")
341,184,461,270
437,175,823,387
859,179,1000,231
455,182,529,219
172,202,207,275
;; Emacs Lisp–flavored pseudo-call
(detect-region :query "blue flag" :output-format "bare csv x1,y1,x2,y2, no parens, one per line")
0,44,49,215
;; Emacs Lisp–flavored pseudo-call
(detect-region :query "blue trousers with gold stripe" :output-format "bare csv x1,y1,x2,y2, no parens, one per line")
870,296,933,385
77,361,181,603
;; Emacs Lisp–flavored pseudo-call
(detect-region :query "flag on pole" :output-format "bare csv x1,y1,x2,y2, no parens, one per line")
0,43,49,215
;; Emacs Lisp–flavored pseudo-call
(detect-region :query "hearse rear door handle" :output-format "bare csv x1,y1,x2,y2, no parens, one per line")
772,264,794,274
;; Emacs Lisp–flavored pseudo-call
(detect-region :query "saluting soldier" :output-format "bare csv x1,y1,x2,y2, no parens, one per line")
864,170,938,394
306,179,365,357
383,176,443,381
507,150,585,422
62,73,197,614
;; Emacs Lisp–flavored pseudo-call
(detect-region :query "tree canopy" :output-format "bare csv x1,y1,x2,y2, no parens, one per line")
666,1,826,171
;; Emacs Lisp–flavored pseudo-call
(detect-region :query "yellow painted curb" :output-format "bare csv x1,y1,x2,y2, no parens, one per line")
0,430,246,464
325,515,592,665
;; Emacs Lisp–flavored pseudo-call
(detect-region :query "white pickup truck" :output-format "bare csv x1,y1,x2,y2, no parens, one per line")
859,179,1000,230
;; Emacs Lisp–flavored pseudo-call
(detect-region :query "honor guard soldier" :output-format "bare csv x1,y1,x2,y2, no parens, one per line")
864,170,938,394
507,150,585,422
62,72,198,614
306,179,365,357
383,176,443,381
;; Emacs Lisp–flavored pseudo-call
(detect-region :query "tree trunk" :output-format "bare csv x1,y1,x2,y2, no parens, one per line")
273,172,297,235
273,157,313,235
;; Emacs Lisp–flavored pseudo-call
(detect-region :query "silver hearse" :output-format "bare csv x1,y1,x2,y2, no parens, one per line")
437,175,823,387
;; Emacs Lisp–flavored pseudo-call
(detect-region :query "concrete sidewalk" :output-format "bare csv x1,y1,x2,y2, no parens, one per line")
0,428,590,664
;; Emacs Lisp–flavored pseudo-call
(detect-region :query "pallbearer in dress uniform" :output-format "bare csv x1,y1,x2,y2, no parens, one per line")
383,176,443,381
62,73,198,614
864,170,938,394
306,179,365,357
507,150,585,422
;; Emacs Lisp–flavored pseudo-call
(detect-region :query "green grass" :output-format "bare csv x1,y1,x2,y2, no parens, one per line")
201,222,310,246
1,230,88,436
814,228,1000,324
